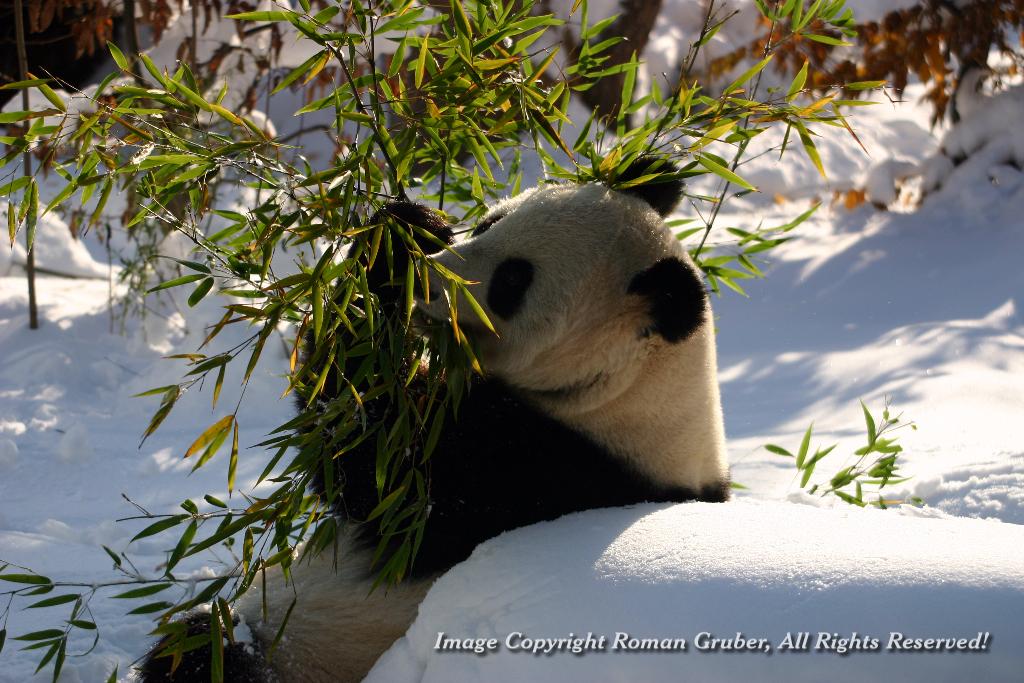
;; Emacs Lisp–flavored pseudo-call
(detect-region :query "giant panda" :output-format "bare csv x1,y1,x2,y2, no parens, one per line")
138,156,729,682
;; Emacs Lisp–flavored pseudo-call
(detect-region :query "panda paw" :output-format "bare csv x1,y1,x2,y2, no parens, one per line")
135,611,274,683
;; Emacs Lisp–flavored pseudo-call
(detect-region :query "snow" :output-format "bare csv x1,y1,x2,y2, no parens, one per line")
2,1,1023,682
0,276,288,683
367,501,1024,683
0,212,110,279
0,438,17,468
920,74,1024,195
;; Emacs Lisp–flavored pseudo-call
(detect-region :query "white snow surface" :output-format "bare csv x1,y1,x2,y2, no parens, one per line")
0,212,110,279
368,501,1024,683
2,2,1024,682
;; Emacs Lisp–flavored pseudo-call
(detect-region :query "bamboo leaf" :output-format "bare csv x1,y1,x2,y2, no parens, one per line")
796,424,813,469
794,121,826,178
0,176,31,197
273,50,330,95
210,602,224,682
696,154,756,192
26,594,80,609
13,630,64,641
218,598,236,644
22,179,37,252
187,277,215,307
147,274,207,293
111,583,172,599
102,546,122,567
127,601,174,615
366,485,407,522
184,416,235,459
312,280,323,344
415,34,430,88
228,420,239,493
458,284,496,335
804,33,852,47
765,444,793,457
787,60,808,102
131,515,188,543
210,103,243,126
0,109,60,124
225,11,293,21
107,41,129,71
0,573,51,585
0,79,48,90
267,599,296,656
845,80,886,91
166,520,197,572
861,400,877,444
26,74,66,113
692,119,737,151
450,0,473,37
43,180,78,217
722,55,772,96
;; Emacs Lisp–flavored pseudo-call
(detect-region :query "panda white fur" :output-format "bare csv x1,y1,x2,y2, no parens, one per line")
138,156,729,682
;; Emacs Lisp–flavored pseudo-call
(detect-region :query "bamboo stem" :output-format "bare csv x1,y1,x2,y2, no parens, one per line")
13,0,38,329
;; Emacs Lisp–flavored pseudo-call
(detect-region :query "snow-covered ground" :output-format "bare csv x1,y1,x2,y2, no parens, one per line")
0,275,291,682
2,1,1023,681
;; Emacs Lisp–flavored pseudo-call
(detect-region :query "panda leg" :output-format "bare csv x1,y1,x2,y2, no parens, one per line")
250,539,433,682
137,528,435,683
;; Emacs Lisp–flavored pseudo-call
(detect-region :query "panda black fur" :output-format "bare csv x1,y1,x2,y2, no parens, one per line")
138,156,729,682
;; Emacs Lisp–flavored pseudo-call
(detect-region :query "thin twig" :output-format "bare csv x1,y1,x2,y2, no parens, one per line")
322,39,406,200
644,0,722,157
693,11,779,258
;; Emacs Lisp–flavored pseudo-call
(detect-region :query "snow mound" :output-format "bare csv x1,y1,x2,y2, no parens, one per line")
368,500,1024,683
1,206,109,279
912,455,1024,524
920,74,1024,198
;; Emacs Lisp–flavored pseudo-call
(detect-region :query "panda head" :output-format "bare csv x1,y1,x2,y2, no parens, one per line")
418,156,709,413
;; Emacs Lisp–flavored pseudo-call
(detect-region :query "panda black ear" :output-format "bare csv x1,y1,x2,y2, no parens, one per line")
614,155,685,217
627,257,707,343
381,201,455,255
350,201,454,294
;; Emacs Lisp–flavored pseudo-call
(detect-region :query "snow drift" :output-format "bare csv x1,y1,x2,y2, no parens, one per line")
367,500,1024,683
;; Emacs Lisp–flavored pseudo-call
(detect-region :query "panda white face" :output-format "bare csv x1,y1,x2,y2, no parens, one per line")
418,163,710,418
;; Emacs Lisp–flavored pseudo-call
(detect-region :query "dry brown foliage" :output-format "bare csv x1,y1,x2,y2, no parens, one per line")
706,0,1024,126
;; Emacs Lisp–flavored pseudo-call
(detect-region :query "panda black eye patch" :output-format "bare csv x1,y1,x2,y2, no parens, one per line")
487,258,534,319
